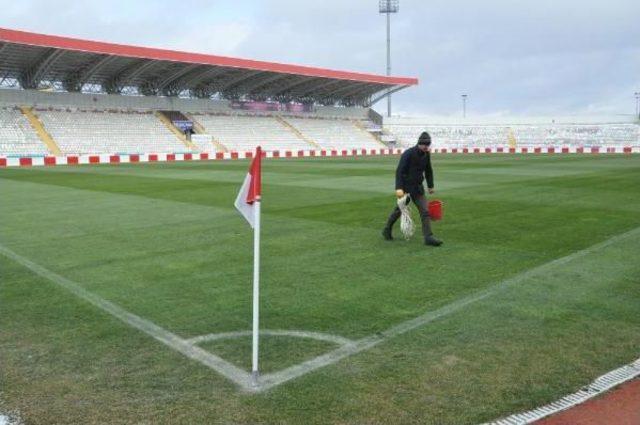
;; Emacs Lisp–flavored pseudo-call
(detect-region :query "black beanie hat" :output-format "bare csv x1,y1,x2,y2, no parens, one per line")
417,131,431,146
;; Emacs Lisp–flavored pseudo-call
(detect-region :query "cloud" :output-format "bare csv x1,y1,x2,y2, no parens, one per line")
164,24,254,56
0,0,638,116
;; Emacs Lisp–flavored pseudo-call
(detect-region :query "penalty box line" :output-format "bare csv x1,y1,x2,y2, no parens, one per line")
0,243,255,392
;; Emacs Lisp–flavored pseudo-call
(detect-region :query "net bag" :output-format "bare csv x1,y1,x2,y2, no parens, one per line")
397,194,415,240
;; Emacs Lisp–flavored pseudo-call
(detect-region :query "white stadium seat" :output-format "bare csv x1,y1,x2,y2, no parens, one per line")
35,109,189,155
285,118,382,150
0,107,49,155
2,104,637,158
386,124,639,148
190,114,314,152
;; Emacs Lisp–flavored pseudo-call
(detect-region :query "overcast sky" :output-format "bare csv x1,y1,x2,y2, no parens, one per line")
1,0,638,117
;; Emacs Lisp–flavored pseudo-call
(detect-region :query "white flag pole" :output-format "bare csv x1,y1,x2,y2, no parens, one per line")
251,197,261,385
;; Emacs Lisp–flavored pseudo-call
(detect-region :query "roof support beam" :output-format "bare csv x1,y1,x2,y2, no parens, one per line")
64,54,119,91
323,82,372,99
270,76,320,96
191,84,216,98
0,44,8,72
218,70,265,93
157,64,201,94
122,60,158,83
331,82,377,99
366,85,409,107
361,87,381,101
297,79,347,97
105,59,158,93
77,55,118,87
20,48,67,89
342,87,379,106
181,67,229,89
244,73,290,94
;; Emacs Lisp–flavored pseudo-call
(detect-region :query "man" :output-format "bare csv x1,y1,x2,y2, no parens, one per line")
382,131,443,246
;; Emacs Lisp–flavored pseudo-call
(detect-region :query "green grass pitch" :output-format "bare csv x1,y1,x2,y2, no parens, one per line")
1,154,639,424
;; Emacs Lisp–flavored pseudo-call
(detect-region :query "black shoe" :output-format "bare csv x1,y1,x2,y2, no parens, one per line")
382,227,393,241
425,235,443,246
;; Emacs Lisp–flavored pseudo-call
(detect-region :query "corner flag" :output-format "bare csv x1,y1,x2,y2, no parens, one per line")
234,146,262,385
234,146,262,228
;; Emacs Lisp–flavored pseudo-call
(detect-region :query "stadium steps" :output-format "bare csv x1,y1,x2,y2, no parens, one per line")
351,119,388,148
276,116,321,149
19,106,62,155
154,111,200,151
507,128,518,149
184,113,229,152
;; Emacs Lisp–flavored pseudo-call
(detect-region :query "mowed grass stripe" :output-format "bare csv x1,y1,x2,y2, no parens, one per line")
255,224,640,393
1,156,638,338
269,219,640,425
4,155,633,197
0,242,254,391
1,155,639,423
2,185,638,394
0,183,635,339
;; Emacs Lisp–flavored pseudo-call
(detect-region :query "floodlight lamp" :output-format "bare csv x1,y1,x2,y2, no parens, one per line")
379,0,399,14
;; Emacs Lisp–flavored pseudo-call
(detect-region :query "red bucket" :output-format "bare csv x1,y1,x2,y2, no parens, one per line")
428,200,443,221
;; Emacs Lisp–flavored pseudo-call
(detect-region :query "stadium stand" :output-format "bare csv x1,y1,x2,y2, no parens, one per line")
189,113,313,152
35,109,190,155
189,134,217,152
0,89,390,156
3,98,638,157
285,117,383,150
385,117,640,149
0,27,413,159
0,107,49,156
512,124,638,147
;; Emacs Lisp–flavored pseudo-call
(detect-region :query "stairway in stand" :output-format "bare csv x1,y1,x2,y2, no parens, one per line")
19,106,62,156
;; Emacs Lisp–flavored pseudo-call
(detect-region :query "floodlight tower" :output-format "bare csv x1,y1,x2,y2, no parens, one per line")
462,94,468,118
379,0,399,118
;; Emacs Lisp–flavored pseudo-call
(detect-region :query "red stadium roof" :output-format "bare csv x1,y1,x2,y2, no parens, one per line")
0,28,418,106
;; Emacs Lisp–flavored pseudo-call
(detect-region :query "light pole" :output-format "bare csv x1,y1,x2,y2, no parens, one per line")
635,92,640,119
379,0,399,118
461,94,468,118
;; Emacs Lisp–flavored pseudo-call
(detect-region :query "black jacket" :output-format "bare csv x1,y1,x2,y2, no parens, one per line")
395,146,434,196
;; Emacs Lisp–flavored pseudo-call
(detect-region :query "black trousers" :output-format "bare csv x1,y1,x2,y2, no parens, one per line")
385,193,433,238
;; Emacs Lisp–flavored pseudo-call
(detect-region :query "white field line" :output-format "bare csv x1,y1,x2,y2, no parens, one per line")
187,330,354,346
0,244,254,392
2,225,639,394
255,226,640,392
483,358,640,425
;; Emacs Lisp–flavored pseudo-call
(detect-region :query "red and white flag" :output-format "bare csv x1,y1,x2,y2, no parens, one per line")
234,146,264,383
234,146,262,228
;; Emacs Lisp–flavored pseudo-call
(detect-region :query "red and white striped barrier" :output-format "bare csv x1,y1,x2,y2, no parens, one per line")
0,146,636,167
432,146,637,154
0,148,402,167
